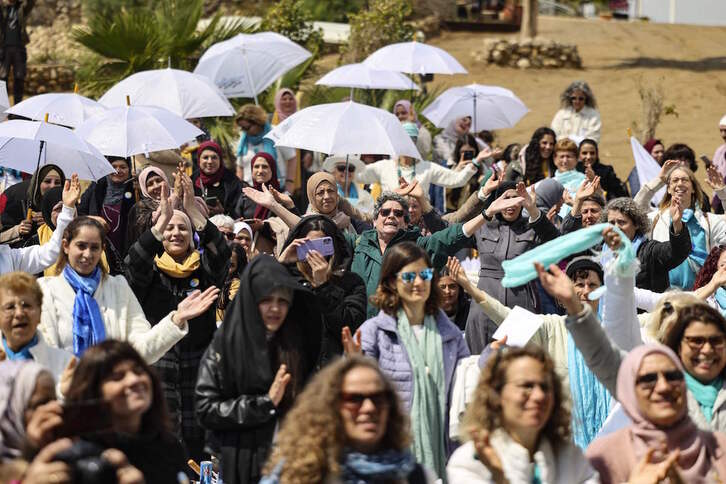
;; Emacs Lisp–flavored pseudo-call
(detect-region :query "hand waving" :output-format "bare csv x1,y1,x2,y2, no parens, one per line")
706,165,726,192
243,185,276,209
576,176,601,201
172,286,221,327
516,181,537,214
153,183,173,234
482,168,501,197
659,159,681,183
62,174,81,208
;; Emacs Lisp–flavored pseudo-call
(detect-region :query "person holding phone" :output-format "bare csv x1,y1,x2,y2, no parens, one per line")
278,214,366,365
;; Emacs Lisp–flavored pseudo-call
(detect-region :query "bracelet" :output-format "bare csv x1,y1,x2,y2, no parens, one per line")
285,178,294,183
481,210,493,221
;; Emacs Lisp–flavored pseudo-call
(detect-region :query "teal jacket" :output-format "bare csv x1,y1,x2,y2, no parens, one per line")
346,224,471,318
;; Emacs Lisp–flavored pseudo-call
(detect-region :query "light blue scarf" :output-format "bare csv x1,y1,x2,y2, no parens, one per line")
669,209,708,290
1,334,38,360
715,287,726,317
63,265,106,357
338,182,358,201
554,170,586,218
235,122,277,161
684,372,723,422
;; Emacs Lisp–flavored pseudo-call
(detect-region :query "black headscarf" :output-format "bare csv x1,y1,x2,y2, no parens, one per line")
28,164,65,210
215,255,322,399
40,186,63,230
281,214,352,272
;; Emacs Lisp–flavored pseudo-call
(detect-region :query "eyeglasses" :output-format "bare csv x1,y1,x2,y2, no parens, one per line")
336,164,356,173
1,301,39,316
398,268,434,284
340,391,390,410
379,208,404,218
505,380,553,398
635,370,684,391
682,335,726,350
222,231,235,241
570,96,586,102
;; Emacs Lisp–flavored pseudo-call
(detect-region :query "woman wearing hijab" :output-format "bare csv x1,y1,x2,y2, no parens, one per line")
127,165,171,246
432,116,471,166
235,151,283,221
195,255,322,484
394,99,432,159
270,89,300,194
305,171,366,234
78,156,135,256
193,140,242,217
0,164,65,246
125,172,230,463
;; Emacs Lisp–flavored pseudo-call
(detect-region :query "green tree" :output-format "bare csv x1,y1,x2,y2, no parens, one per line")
260,0,323,54
300,0,365,22
342,0,414,63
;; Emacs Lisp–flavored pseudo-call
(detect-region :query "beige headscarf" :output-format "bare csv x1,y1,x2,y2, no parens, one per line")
306,172,351,231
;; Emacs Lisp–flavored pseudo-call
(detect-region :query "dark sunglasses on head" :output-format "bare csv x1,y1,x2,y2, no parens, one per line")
379,208,404,218
398,268,434,284
340,391,390,409
336,164,356,173
635,369,684,389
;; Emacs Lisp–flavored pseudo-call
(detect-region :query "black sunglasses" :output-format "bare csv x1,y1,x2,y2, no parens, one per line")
635,370,684,389
340,391,390,409
336,164,356,173
379,208,404,218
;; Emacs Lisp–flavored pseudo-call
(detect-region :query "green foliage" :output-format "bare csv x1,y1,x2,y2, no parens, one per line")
300,0,365,22
260,0,323,54
73,0,255,97
342,0,414,63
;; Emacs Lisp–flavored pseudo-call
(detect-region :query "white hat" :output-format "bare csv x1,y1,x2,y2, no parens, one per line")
233,221,253,238
322,155,366,176
720,114,726,127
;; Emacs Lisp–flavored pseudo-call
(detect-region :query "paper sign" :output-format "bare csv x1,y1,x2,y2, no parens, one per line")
492,306,544,347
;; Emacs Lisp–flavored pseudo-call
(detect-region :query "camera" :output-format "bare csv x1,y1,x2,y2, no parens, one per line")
53,440,117,484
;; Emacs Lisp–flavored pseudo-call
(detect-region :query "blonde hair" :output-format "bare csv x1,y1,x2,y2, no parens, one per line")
658,166,703,210
235,104,267,127
644,291,702,342
0,272,43,306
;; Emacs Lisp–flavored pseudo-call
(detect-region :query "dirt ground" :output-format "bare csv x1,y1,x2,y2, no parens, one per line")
328,16,726,187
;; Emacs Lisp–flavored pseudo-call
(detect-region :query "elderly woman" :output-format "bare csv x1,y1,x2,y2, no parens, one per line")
125,173,230,462
192,140,242,216
235,104,285,186
358,242,470,480
262,355,436,483
447,346,599,483
635,162,726,290
550,80,601,143
322,155,374,215
305,171,365,234
394,99,433,159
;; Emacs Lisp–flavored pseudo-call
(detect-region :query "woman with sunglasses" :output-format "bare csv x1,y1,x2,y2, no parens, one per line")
550,80,601,143
262,355,437,483
537,261,726,434
323,155,375,215
356,241,470,481
124,173,230,463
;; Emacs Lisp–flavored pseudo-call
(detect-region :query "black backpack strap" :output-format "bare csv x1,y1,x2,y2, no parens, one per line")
407,463,427,484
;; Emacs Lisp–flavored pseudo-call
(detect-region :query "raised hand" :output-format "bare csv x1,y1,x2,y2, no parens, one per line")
627,448,680,484
342,326,362,355
470,429,506,484
546,203,561,223
576,176,601,201
178,171,197,213
270,186,295,209
446,255,472,289
153,183,173,234
669,195,684,234
584,163,596,182
706,165,726,192
243,185,276,209
172,286,221,327
59,357,77,397
482,168,501,197
602,226,623,251
268,364,292,407
486,193,524,218
659,159,681,183
516,181,537,214
490,335,508,351
394,177,417,197
306,250,333,287
278,237,308,264
62,174,81,208
535,262,581,315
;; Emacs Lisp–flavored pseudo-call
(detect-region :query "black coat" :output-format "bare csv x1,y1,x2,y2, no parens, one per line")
77,177,136,254
636,224,691,293
576,161,629,200
192,169,243,216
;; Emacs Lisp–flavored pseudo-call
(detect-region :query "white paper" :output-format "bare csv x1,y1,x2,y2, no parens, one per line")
492,306,544,347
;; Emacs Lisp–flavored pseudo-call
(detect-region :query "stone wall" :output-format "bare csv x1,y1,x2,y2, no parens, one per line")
28,0,82,26
7,64,75,97
473,37,582,69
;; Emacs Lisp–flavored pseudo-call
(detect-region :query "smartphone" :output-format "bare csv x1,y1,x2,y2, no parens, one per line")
296,236,334,261
56,400,113,438
463,151,475,161
205,196,219,206
701,155,712,169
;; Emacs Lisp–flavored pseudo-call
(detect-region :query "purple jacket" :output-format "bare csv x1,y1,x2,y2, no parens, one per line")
360,309,470,413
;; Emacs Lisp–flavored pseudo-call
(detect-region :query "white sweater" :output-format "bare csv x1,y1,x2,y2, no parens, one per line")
550,106,601,143
356,158,477,194
38,274,188,364
0,205,74,275
447,433,599,484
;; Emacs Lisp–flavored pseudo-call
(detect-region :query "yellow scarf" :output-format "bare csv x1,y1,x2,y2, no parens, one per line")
38,224,109,276
154,251,201,278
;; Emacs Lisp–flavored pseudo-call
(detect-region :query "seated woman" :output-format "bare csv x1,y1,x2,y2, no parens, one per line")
447,346,599,483
358,242,470,480
195,255,322,484
125,174,230,462
192,140,242,217
577,139,628,200
38,216,219,363
65,340,187,482
262,355,436,483
278,214,366,365
550,80,601,143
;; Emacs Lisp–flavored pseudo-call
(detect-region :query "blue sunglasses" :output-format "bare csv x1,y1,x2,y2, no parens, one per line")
398,268,434,284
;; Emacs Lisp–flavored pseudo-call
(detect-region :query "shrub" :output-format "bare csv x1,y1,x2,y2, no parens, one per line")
342,0,415,63
260,0,323,54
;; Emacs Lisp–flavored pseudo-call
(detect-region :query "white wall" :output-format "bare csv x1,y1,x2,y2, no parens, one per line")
637,0,726,26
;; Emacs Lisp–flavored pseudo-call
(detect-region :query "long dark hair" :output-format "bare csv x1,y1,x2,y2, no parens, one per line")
370,241,442,316
453,134,479,163
65,340,171,435
523,127,556,185
54,216,108,276
662,304,726,356
694,245,726,290
218,244,248,311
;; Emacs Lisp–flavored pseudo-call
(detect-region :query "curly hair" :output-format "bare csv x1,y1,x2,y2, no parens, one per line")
235,103,267,127
662,303,726,355
263,355,410,483
523,127,556,185
463,345,570,446
694,245,726,290
560,80,597,109
602,197,650,238
373,192,410,224
370,241,442,316
658,166,704,211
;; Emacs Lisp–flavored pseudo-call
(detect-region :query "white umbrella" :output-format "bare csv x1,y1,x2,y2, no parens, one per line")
75,105,203,158
0,81,9,115
99,68,235,118
363,41,467,75
316,63,420,92
266,101,421,159
194,32,312,103
422,84,529,131
0,119,114,181
5,92,106,128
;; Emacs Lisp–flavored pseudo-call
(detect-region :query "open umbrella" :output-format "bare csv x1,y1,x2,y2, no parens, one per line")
316,63,420,95
5,92,106,128
266,100,421,159
0,81,9,116
99,68,235,118
0,119,114,181
422,84,529,132
75,105,203,158
194,32,312,103
363,41,467,76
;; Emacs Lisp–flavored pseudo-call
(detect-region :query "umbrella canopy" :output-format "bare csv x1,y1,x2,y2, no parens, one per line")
99,68,235,118
5,92,106,128
75,105,203,158
194,32,312,102
363,41,467,75
0,120,114,181
266,101,421,159
316,63,419,91
422,84,529,131
0,81,9,115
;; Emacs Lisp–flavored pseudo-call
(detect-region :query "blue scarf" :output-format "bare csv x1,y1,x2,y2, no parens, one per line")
715,287,726,317
340,449,416,484
555,170,586,218
338,182,358,201
1,334,38,360
669,209,708,290
684,372,723,422
600,235,645,269
235,122,277,162
63,265,106,357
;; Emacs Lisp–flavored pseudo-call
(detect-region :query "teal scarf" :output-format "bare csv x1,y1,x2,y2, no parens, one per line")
684,372,723,422
715,287,726,317
397,309,447,482
555,169,586,218
235,123,277,161
669,209,708,290
1,334,38,360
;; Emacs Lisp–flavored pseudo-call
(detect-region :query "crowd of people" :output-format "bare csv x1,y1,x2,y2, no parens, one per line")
1,78,726,484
